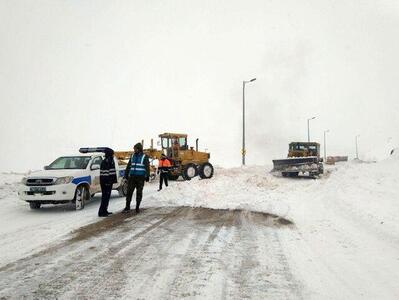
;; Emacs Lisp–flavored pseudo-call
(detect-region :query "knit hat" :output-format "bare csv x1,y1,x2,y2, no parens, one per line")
134,143,143,152
105,148,114,158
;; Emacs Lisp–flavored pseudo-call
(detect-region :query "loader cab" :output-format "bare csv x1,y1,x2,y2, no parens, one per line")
288,142,320,158
159,133,188,158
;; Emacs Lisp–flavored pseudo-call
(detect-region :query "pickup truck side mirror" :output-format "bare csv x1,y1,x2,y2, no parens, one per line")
91,164,100,170
44,166,49,170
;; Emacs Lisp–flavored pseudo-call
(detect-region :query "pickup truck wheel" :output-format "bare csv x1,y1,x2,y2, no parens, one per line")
118,180,128,197
29,202,41,209
182,164,198,181
74,185,88,210
150,173,156,181
199,163,214,179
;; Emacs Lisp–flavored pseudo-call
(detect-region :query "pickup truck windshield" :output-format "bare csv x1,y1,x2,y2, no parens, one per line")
48,156,92,169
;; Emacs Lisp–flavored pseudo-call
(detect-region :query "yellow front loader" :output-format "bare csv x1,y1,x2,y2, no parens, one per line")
115,132,214,181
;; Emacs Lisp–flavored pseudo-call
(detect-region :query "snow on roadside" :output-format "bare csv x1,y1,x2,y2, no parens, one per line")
146,155,399,228
324,154,399,239
0,172,24,200
146,166,295,219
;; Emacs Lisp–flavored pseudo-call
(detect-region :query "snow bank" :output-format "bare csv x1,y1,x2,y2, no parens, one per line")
147,166,295,219
0,173,23,200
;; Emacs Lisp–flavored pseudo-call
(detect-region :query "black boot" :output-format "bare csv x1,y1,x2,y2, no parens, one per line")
135,200,141,213
122,200,131,213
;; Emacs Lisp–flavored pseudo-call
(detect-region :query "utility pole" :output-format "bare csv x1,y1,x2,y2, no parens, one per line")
242,78,256,165
323,129,329,162
307,116,316,142
355,134,360,159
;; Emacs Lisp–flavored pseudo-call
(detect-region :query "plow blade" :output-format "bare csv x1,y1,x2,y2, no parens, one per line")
272,156,321,175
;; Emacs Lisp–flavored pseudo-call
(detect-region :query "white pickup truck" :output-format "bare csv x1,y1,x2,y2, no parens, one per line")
18,151,128,210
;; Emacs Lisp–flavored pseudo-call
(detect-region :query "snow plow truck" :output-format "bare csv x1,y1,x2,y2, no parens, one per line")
272,142,324,177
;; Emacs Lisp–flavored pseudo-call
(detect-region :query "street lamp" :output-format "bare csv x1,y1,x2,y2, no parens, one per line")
307,116,316,142
355,134,360,159
323,129,329,162
242,77,256,166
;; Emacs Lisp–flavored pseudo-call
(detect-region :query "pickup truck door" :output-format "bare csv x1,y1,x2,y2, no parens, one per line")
90,156,103,193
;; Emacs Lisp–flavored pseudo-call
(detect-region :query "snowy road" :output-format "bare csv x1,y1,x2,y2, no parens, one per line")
0,207,300,299
0,158,399,299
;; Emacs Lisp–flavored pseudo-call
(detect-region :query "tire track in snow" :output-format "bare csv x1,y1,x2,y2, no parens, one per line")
0,207,295,299
0,208,184,299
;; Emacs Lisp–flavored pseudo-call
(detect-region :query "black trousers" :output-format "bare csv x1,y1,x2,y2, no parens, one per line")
99,183,112,215
159,172,169,190
125,176,145,209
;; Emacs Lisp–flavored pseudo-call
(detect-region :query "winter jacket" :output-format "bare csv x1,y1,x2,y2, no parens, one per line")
158,158,171,174
100,157,117,185
124,152,150,178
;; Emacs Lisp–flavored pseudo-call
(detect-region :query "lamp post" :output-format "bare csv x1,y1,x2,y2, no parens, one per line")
323,129,329,162
242,77,256,166
307,116,316,142
355,134,360,159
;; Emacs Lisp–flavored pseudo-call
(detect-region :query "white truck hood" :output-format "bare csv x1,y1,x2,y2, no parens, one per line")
27,169,87,179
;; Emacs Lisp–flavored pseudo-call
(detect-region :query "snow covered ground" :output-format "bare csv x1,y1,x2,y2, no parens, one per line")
0,155,398,299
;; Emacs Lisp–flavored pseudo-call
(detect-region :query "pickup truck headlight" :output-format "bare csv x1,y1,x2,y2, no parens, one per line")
54,176,74,185
21,177,27,185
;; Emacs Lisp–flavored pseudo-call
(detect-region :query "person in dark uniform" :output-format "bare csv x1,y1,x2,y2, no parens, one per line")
98,149,117,217
157,154,171,191
123,143,150,213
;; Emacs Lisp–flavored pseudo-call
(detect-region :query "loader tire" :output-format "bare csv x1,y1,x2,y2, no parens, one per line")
199,162,214,179
183,163,198,181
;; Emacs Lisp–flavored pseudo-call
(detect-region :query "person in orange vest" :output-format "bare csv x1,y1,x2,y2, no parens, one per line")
158,154,172,191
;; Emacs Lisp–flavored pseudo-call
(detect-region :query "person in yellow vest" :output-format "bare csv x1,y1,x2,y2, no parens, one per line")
157,154,171,191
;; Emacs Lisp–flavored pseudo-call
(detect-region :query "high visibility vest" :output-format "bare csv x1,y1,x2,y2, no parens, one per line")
159,159,171,168
129,153,146,176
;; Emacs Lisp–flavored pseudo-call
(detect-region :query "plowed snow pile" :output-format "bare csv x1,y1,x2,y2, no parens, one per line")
0,173,22,200
147,166,291,217
147,157,399,233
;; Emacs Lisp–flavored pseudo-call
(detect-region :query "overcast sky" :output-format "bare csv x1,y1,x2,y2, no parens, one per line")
1,0,399,172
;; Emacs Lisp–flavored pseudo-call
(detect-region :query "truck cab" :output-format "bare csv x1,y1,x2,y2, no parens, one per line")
288,142,320,158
